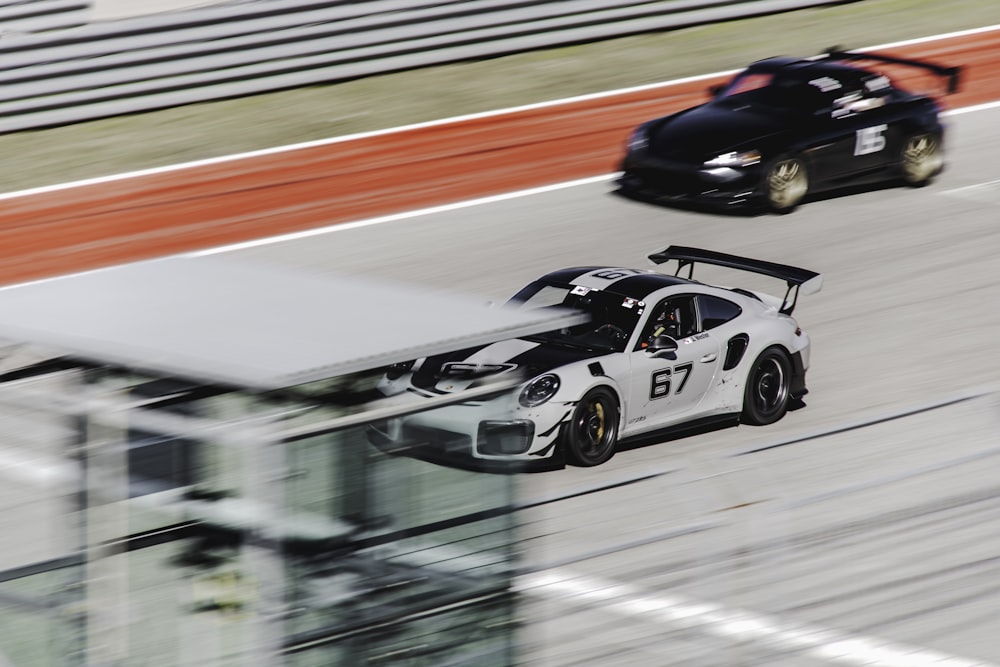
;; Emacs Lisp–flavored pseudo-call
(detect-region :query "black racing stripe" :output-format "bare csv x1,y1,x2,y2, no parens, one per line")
461,345,611,390
413,341,610,391
541,266,608,284
506,344,609,377
609,273,690,300
411,345,488,390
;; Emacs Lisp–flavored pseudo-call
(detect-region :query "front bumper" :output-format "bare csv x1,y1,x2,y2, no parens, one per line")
365,400,568,472
618,153,765,208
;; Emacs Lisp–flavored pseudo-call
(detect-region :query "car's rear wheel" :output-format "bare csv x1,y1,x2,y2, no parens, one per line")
764,155,808,214
741,347,791,425
562,387,619,467
900,132,943,187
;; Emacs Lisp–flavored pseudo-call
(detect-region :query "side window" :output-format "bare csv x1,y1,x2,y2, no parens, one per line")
862,73,892,100
697,295,742,331
833,74,889,118
639,296,697,347
836,90,888,116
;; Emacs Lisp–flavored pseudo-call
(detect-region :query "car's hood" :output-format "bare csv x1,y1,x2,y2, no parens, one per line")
411,338,608,394
648,102,791,160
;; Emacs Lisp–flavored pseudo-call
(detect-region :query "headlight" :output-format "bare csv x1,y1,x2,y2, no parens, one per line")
627,126,649,152
703,149,761,168
519,374,560,407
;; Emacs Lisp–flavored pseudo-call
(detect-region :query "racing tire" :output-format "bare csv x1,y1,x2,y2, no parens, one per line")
562,387,620,467
741,347,792,426
763,155,808,214
900,132,943,187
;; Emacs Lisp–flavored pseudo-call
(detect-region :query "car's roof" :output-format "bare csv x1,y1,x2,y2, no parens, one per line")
718,57,890,112
746,56,869,80
538,266,695,300
536,266,774,312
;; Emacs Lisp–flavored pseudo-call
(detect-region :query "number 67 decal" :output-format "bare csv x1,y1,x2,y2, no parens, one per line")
649,362,694,400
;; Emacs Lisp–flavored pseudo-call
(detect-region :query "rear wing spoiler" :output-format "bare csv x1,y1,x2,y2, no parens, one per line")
822,47,962,95
647,245,822,316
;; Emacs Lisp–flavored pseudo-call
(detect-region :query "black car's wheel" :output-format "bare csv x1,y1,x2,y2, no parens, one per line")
763,155,808,214
562,387,620,467
741,347,792,426
900,132,943,187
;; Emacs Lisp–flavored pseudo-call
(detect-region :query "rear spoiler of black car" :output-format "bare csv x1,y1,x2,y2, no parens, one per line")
822,46,962,95
647,245,822,316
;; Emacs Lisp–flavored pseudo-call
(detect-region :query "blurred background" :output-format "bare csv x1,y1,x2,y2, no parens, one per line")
0,1,998,665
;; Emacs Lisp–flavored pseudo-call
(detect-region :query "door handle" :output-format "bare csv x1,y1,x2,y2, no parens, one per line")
700,353,717,363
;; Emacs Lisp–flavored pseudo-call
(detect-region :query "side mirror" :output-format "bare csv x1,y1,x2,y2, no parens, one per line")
646,335,678,358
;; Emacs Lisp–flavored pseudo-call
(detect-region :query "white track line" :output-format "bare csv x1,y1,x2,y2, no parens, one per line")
0,23,997,205
519,570,999,667
187,100,999,257
188,174,613,255
948,99,1000,115
944,177,1000,194
1,26,998,666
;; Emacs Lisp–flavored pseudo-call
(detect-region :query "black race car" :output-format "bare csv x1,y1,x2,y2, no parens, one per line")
618,48,961,213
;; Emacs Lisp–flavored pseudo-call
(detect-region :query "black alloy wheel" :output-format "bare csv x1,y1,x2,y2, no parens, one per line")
764,155,809,214
900,133,943,187
563,387,620,467
742,347,792,425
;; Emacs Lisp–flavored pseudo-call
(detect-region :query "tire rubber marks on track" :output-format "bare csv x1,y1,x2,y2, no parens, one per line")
517,570,999,667
942,178,1000,204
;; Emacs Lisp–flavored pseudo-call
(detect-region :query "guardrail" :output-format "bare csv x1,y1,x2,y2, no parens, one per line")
0,0,853,133
0,0,86,34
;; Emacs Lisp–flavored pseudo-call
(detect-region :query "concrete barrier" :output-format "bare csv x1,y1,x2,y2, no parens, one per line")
0,0,852,132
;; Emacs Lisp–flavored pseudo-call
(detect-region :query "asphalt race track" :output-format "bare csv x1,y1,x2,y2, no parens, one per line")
0,29,998,666
1,29,998,287
215,104,1000,665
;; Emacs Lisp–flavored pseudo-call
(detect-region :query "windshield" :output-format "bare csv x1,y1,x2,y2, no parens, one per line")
507,281,645,353
717,71,824,113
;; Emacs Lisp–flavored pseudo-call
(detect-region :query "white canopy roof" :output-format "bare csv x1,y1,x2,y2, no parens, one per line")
0,255,582,390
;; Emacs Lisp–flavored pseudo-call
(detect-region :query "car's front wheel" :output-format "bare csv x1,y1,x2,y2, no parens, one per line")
900,132,943,187
562,387,619,467
741,347,792,425
763,155,808,214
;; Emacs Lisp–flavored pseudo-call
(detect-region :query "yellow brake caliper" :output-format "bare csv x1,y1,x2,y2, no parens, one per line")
594,402,605,441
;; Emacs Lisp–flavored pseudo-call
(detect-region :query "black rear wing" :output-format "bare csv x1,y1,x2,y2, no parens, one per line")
647,245,822,316
822,47,962,95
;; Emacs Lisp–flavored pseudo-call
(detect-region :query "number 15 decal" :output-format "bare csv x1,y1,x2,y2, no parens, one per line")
649,362,694,400
854,124,887,155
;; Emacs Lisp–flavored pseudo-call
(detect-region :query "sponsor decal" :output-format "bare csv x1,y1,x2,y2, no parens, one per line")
809,76,842,92
865,75,890,92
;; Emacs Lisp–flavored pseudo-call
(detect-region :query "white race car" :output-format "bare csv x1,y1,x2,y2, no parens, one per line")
369,246,821,469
